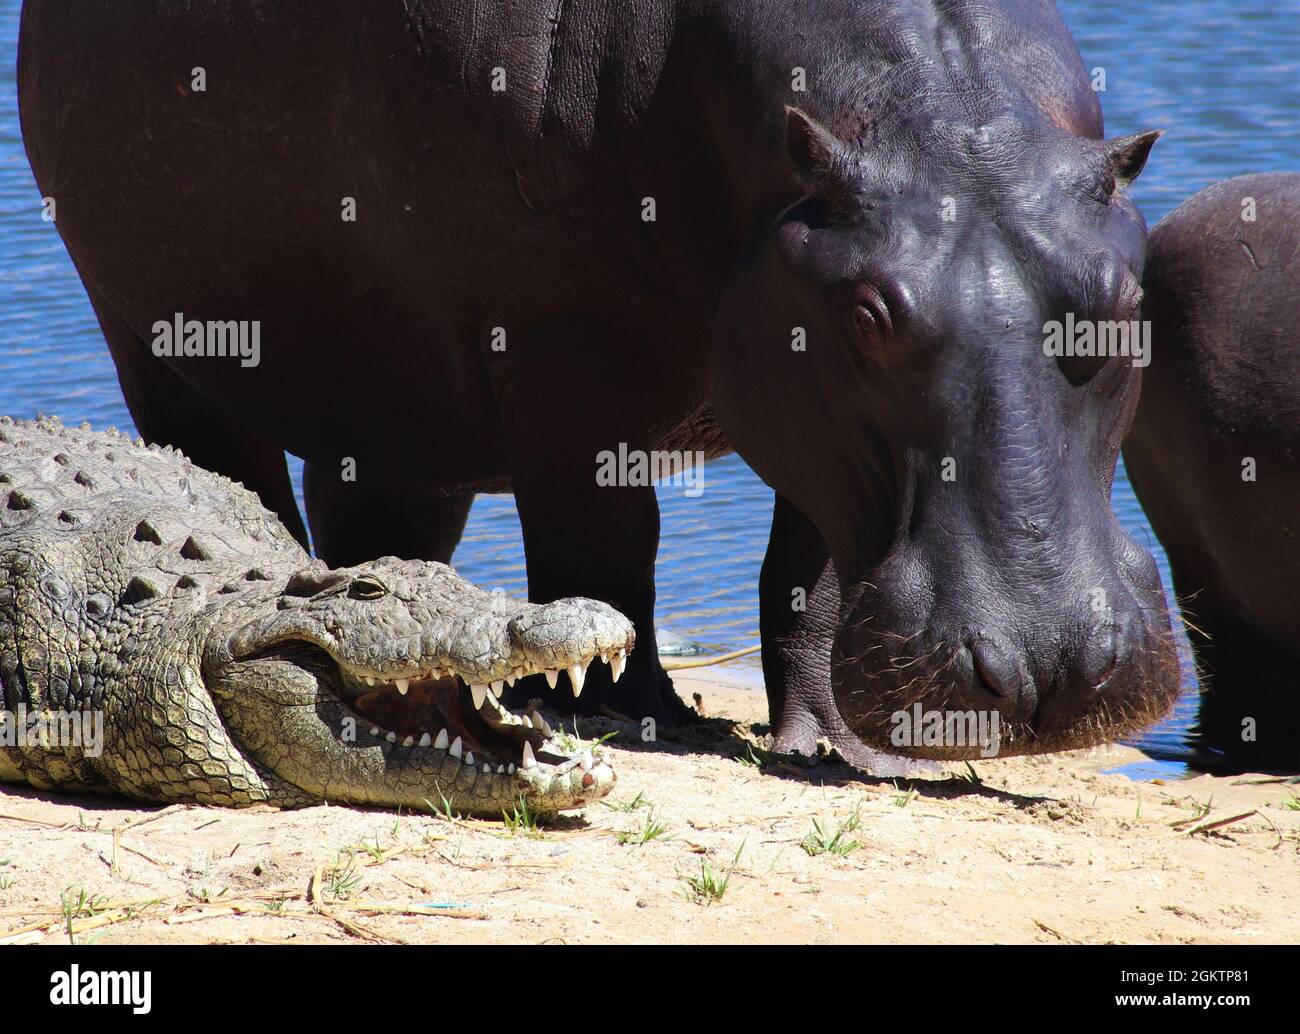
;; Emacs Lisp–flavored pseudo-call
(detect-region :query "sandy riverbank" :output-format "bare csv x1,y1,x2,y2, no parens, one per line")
1,673,1296,945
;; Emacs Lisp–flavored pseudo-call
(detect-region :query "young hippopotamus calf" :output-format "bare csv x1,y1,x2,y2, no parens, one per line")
1124,172,1300,772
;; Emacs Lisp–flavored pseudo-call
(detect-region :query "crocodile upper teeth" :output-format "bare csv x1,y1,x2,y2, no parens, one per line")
544,669,558,689
395,678,410,695
568,662,586,696
610,651,625,682
470,684,488,710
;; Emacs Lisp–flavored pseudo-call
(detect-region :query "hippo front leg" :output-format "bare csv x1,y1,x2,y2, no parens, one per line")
761,493,877,768
491,316,695,727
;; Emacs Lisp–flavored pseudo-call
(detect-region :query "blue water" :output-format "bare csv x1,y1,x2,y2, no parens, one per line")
1,1,1295,775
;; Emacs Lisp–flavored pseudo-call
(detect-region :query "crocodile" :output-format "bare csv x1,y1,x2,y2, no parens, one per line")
0,416,632,815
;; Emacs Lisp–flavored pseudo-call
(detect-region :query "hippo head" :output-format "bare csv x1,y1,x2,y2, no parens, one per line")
713,106,1179,759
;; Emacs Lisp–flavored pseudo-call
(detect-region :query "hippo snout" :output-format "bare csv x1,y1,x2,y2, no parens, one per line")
953,618,1127,727
835,548,1181,759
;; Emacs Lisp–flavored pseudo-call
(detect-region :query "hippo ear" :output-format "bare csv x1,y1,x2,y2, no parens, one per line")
785,106,848,190
1104,130,1164,189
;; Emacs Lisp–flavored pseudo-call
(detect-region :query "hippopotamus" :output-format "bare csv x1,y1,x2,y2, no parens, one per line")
1124,173,1300,771
18,0,1179,761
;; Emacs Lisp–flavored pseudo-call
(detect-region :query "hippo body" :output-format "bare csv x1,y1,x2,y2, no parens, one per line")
1125,173,1300,771
19,0,1178,758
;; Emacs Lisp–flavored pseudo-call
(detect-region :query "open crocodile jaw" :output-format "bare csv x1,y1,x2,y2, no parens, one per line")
336,651,628,787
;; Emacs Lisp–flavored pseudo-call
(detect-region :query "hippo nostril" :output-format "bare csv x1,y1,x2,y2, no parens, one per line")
1035,625,1125,730
969,638,1021,699
963,635,1036,722
1080,625,1122,692
1093,650,1119,691
972,647,1011,699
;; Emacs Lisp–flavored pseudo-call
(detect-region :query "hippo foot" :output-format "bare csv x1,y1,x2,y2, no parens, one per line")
771,710,928,776
770,707,878,770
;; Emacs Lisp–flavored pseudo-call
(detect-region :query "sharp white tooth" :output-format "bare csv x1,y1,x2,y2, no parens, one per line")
364,676,375,686
470,684,488,709
483,763,491,773
491,679,504,694
522,715,533,729
369,727,380,737
600,652,609,664
418,732,432,747
465,751,475,767
395,678,410,696
568,663,585,696
497,764,505,774
508,763,516,774
449,736,463,758
434,729,449,750
521,741,537,769
544,669,558,689
385,731,397,743
610,651,625,682
580,750,593,772
403,736,414,747
506,674,516,687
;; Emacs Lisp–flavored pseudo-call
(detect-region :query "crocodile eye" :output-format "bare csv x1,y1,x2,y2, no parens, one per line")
348,575,389,601
84,593,113,621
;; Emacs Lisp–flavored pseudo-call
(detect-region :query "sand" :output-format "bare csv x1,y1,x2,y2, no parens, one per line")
1,672,1296,945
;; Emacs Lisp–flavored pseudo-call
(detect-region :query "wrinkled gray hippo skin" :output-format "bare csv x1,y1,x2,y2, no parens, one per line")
1124,173,1300,772
19,1,1180,760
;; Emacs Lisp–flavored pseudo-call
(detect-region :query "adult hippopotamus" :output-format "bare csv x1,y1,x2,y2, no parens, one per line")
1124,173,1300,771
18,0,1179,760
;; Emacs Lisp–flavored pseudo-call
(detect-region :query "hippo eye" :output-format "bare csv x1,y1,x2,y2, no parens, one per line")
348,575,389,601
851,284,892,346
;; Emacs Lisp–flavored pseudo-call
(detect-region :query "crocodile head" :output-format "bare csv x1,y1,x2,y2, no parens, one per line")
203,557,633,814
0,418,633,815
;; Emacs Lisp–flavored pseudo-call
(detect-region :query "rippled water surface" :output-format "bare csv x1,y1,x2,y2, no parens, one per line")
1,0,1295,774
